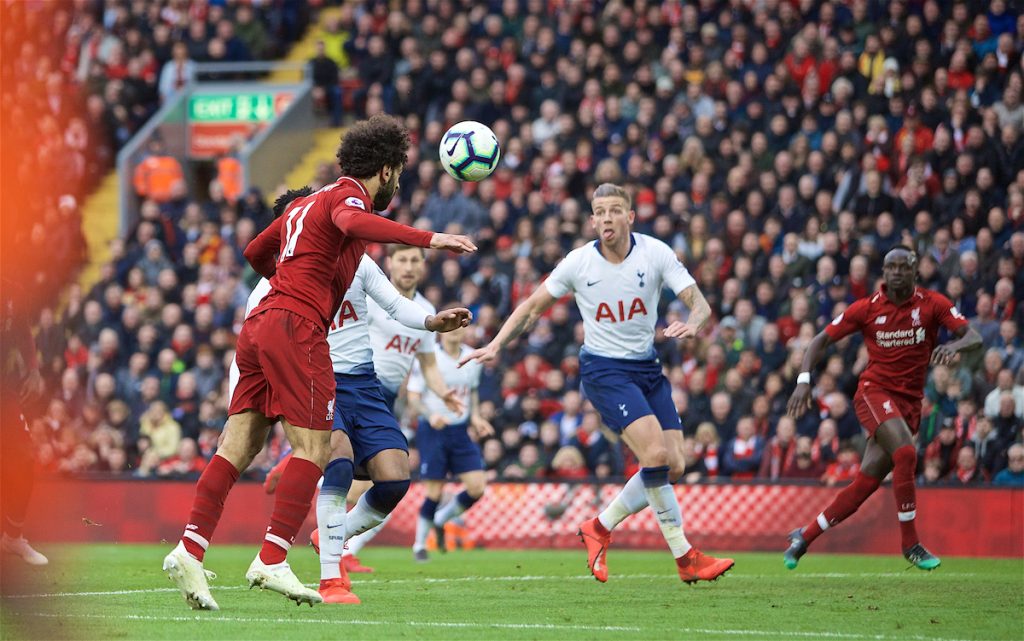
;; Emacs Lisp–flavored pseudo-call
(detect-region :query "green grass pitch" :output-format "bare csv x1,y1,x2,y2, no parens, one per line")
2,544,1021,641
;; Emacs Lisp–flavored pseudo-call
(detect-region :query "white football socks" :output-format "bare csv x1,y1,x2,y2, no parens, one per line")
598,472,649,531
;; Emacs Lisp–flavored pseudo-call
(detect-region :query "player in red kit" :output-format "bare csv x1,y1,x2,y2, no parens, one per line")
0,279,48,567
163,115,477,610
784,247,981,570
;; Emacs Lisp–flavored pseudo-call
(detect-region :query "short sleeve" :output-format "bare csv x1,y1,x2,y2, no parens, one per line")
467,360,482,390
823,298,869,341
416,333,435,354
930,292,971,333
654,238,697,295
543,250,578,298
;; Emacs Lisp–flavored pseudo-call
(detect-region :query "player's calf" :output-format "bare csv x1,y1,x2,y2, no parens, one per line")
348,479,410,539
317,458,354,583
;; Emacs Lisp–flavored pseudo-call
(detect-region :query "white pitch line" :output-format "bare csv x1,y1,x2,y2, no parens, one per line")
8,612,993,641
11,612,640,633
0,571,976,599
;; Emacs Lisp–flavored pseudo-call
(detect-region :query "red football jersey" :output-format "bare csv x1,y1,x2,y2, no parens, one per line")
244,177,433,329
824,286,970,400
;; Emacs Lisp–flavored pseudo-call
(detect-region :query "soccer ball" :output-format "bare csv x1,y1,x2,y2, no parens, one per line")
439,121,500,182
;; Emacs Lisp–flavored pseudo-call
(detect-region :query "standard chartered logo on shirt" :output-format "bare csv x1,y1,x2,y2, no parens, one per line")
875,328,926,348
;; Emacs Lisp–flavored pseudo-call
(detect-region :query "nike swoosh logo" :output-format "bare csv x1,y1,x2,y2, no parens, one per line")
656,509,671,515
326,524,343,529
587,280,601,286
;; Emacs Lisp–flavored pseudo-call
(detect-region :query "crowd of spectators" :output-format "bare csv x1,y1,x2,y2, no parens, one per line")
20,0,1024,489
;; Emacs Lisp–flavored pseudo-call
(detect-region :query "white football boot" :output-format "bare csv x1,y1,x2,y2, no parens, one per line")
1,533,49,566
162,541,219,610
245,555,322,607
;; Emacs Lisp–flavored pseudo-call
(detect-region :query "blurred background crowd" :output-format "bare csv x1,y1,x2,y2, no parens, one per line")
4,0,1023,488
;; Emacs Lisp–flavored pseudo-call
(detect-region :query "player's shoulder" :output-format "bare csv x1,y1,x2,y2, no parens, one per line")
916,287,952,306
556,242,596,270
634,233,672,254
413,292,437,315
317,177,372,212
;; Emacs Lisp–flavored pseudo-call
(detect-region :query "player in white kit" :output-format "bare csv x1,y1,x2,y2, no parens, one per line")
340,245,448,572
407,319,494,562
461,183,734,583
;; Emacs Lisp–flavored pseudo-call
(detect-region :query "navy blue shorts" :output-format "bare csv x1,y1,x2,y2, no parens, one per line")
579,351,682,433
380,385,398,414
415,419,484,480
332,373,408,471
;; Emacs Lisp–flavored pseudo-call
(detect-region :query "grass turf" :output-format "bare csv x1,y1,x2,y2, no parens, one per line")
1,544,1021,641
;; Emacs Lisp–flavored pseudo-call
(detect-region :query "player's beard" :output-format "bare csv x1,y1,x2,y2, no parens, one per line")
373,172,400,210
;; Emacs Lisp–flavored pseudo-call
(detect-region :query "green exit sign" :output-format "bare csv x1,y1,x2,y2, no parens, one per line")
188,94,277,122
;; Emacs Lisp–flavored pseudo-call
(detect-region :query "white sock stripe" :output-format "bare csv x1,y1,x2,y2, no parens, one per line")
897,510,916,522
182,530,209,550
816,513,830,531
264,532,291,550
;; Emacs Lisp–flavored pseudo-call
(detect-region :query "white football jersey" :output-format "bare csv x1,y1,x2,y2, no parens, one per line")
543,233,696,360
368,292,435,393
407,344,481,425
328,255,430,375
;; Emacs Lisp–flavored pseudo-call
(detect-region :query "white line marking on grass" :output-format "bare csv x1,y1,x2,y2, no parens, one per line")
9,612,991,641
1,571,975,599
11,612,641,633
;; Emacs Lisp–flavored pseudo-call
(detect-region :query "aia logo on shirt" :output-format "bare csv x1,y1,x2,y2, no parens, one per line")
385,335,421,354
330,300,359,330
595,297,648,322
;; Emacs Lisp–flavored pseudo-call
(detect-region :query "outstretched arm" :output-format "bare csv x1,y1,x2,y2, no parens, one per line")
332,208,477,253
458,285,558,367
931,326,983,365
786,331,834,418
416,351,464,414
664,284,713,339
365,258,472,331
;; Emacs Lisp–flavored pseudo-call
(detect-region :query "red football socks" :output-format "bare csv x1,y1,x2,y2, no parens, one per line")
259,456,322,565
802,472,881,544
181,454,240,561
891,445,919,550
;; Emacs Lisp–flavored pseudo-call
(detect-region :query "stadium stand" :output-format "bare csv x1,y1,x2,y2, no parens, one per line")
10,0,1024,487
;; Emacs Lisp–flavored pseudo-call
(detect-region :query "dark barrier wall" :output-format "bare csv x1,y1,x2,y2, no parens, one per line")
29,479,1023,558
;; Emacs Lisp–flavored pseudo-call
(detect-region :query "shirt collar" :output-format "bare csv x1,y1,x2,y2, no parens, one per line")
592,233,637,260
878,284,920,306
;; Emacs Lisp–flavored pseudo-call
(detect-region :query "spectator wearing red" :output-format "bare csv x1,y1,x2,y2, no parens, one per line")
722,417,765,480
925,422,963,479
822,447,861,486
759,416,798,480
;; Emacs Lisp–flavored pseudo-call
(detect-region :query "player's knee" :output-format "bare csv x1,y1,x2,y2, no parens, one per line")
465,480,486,499
668,463,685,484
641,446,669,468
892,444,917,470
366,479,410,514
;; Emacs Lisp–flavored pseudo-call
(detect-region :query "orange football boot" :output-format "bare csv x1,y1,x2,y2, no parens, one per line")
676,548,734,584
318,578,360,604
576,518,611,582
342,555,374,573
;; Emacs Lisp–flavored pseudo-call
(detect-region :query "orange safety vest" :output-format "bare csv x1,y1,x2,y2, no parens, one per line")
132,155,184,203
216,156,244,205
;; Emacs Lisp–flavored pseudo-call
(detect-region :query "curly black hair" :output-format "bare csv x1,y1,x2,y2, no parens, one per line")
272,185,314,218
336,114,410,179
